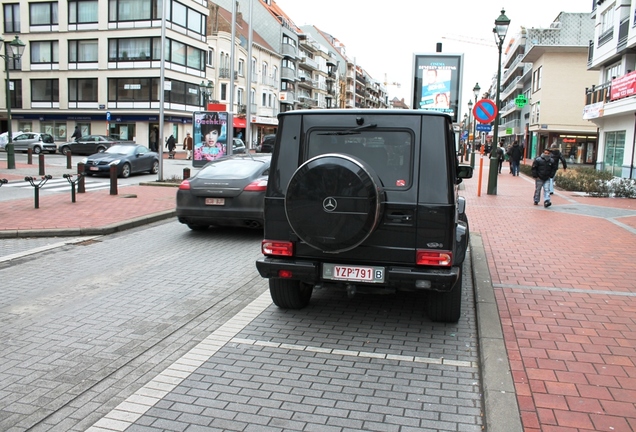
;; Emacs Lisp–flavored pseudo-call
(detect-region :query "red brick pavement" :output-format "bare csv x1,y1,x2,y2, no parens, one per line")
0,184,176,231
465,156,636,432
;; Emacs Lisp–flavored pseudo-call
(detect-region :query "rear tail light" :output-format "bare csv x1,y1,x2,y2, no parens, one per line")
262,240,293,256
416,249,452,267
178,180,191,190
244,179,268,191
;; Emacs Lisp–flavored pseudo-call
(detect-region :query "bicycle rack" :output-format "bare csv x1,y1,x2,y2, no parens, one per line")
25,175,52,209
0,179,7,187
63,173,85,203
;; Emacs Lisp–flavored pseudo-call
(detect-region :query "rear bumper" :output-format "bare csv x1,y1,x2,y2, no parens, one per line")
255,257,460,292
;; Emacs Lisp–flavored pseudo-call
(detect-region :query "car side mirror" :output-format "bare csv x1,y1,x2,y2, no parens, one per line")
456,165,473,184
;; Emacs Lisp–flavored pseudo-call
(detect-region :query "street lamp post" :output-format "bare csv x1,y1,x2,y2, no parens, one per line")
1,35,26,170
199,80,214,110
466,99,473,162
487,9,510,195
471,83,480,168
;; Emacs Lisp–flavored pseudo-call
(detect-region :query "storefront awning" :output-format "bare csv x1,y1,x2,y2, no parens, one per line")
233,117,247,128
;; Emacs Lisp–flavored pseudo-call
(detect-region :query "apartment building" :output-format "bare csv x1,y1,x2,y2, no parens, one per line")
585,0,636,178
2,0,211,146
0,0,387,149
496,12,596,162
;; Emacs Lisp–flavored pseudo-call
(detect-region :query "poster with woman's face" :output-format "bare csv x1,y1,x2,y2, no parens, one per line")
192,111,228,167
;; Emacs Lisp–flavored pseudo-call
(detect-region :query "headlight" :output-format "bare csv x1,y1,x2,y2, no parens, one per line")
109,159,121,166
80,157,87,164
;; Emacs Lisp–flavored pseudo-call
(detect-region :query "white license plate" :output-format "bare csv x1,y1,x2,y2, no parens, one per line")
89,167,99,171
322,263,385,283
205,198,225,206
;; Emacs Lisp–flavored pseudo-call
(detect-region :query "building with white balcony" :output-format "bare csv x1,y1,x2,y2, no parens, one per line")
496,12,596,163
584,0,636,178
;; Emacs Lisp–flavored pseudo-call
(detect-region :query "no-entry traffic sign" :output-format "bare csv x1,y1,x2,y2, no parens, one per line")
473,99,498,124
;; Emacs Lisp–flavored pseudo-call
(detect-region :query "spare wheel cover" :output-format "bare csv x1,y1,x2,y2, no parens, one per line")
285,154,384,253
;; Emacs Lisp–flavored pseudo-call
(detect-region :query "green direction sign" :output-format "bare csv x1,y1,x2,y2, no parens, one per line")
515,95,528,108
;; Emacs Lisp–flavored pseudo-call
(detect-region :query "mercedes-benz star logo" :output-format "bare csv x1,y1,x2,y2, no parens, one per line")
323,197,337,212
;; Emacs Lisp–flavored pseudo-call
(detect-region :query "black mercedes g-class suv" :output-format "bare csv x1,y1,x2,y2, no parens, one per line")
255,109,473,322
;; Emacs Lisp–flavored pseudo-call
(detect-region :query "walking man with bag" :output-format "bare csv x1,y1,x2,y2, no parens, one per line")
532,148,558,208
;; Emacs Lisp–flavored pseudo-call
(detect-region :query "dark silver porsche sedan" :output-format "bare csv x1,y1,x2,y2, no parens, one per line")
176,153,271,231
82,144,159,178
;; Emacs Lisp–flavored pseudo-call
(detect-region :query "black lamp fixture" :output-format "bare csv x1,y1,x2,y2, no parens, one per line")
199,80,214,108
472,82,481,154
0,35,26,170
487,9,510,195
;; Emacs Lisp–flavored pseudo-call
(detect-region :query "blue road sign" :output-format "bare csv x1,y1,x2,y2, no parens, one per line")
476,124,492,132
473,99,498,124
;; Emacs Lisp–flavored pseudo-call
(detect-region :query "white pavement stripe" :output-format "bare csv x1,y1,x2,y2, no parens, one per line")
0,236,101,263
85,290,273,432
231,337,477,368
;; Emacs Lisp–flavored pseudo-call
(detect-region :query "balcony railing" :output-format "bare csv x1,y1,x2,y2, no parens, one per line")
585,80,612,105
281,43,297,58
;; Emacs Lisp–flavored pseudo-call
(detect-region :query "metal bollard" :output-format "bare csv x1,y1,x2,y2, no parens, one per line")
109,165,118,195
38,153,45,176
27,148,33,165
25,175,52,209
77,162,86,193
66,151,72,169
183,167,190,180
63,173,84,203
470,151,475,169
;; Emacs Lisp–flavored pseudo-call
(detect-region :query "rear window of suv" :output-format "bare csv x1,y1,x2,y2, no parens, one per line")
306,129,412,189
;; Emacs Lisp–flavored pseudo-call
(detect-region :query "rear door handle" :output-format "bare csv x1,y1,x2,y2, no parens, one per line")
386,212,413,222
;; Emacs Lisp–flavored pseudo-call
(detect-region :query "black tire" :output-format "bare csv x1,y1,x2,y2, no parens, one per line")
187,224,209,231
269,278,313,309
32,146,42,154
150,160,159,174
60,146,71,155
285,154,385,253
120,163,131,178
425,270,463,323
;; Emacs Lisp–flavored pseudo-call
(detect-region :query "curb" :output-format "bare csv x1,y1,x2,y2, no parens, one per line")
470,233,523,432
0,209,176,239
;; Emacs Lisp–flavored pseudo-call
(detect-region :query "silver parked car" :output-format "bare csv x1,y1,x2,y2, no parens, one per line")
2,132,56,154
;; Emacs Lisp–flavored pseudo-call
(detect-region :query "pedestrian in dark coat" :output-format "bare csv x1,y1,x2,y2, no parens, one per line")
71,126,82,142
166,134,176,159
532,148,558,207
507,140,523,176
549,143,567,195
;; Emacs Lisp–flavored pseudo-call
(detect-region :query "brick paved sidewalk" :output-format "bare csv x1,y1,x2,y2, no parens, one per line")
464,155,636,432
0,184,176,237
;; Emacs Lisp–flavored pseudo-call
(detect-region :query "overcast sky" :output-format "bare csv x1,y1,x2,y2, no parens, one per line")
273,0,592,114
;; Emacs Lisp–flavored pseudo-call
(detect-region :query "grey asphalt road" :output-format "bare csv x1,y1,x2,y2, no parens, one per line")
0,221,483,432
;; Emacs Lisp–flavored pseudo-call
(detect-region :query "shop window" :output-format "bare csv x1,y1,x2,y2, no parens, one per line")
109,123,135,141
41,121,67,141
18,121,33,133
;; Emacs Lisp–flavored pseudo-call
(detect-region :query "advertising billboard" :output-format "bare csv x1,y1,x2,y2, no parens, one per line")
412,53,463,123
192,111,229,168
